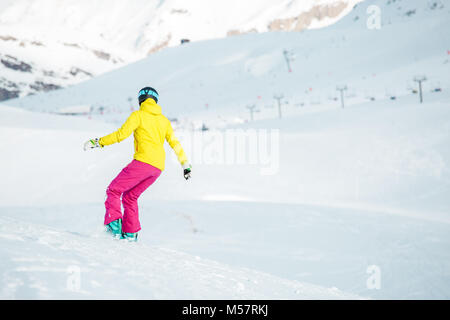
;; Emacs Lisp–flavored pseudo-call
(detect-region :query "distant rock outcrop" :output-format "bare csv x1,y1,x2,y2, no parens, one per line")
268,2,348,32
1,55,32,73
0,87,20,101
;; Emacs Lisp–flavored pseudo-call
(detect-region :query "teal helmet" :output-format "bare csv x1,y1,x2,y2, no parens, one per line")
138,87,159,105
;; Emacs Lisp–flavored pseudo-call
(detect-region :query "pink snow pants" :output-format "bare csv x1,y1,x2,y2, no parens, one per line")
104,160,161,233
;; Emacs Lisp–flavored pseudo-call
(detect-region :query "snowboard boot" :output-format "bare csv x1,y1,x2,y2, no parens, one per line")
122,232,138,242
105,218,124,239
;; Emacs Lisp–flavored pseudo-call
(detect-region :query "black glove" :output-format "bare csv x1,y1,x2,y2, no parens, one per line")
183,164,192,180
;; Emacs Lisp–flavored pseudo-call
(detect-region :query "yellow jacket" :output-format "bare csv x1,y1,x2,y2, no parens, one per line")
99,98,188,171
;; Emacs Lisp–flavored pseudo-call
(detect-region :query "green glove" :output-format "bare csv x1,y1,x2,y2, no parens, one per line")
83,138,102,151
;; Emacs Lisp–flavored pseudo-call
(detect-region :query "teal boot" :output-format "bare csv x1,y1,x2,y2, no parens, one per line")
105,219,124,239
122,232,138,242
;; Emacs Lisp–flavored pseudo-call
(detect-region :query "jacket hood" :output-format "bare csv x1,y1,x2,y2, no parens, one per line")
140,98,162,115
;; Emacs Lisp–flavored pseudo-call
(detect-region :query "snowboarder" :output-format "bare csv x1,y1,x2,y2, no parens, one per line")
83,87,191,241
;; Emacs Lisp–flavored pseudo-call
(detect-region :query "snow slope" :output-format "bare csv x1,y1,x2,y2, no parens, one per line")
0,105,363,300
0,212,360,299
1,0,450,299
1,94,450,299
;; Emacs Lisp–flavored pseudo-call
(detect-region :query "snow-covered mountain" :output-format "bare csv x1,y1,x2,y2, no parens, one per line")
0,0,362,101
5,0,449,121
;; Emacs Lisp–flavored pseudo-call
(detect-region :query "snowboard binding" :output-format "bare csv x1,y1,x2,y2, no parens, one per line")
105,219,138,242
